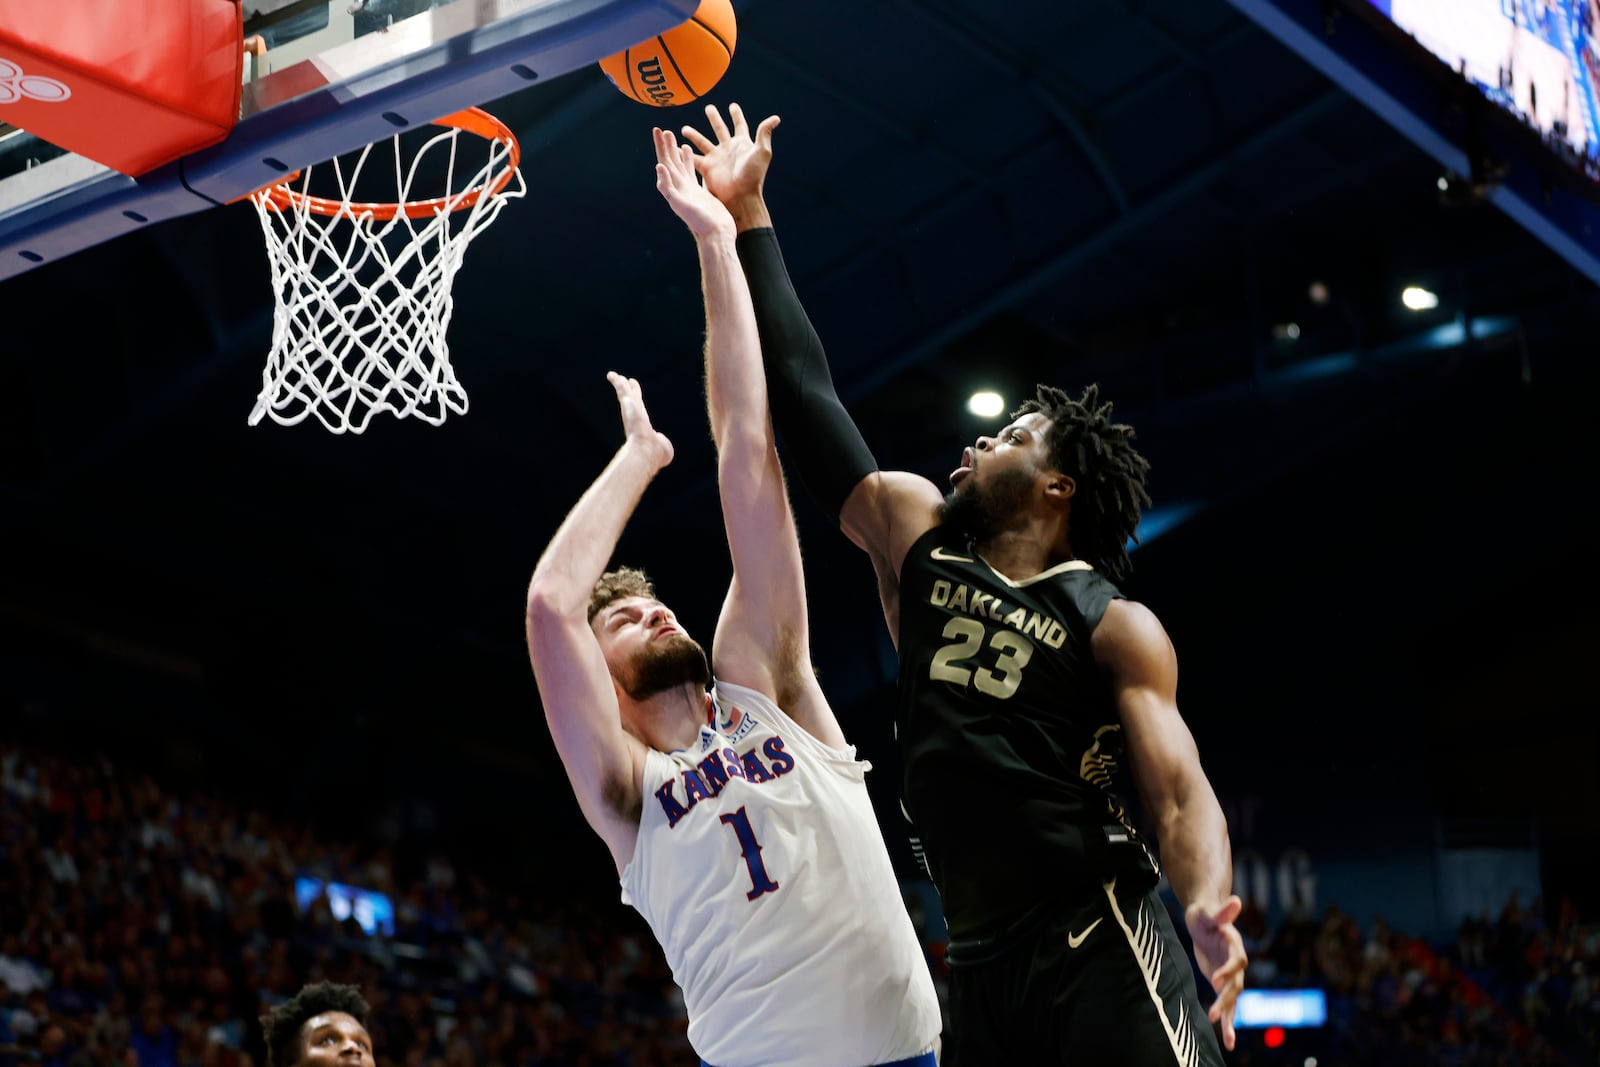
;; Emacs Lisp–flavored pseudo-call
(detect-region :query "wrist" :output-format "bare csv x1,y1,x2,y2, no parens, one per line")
691,218,739,246
623,435,672,472
728,194,771,232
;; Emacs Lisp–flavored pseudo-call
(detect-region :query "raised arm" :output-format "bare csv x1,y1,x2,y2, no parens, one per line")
653,127,844,748
1092,598,1247,1050
681,105,943,593
525,372,667,874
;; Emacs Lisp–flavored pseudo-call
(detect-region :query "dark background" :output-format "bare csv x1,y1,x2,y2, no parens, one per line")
3,0,1597,920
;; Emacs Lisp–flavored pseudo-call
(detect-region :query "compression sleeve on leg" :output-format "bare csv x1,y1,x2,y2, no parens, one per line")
735,227,878,522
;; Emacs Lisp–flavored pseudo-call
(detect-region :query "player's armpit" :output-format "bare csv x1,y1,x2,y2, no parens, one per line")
839,469,946,578
712,572,850,752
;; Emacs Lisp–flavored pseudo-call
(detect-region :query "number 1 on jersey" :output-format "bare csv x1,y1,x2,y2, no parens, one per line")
720,806,780,900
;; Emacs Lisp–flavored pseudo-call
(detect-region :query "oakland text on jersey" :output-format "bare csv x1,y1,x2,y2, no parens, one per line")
927,578,1069,649
653,735,795,828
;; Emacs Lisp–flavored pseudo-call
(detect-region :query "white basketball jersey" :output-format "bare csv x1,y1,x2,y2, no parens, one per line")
620,679,941,1067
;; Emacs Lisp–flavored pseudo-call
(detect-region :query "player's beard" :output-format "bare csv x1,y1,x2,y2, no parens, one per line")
623,633,711,701
938,466,1036,541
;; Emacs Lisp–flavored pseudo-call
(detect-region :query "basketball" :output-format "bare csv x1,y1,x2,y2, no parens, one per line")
598,0,736,108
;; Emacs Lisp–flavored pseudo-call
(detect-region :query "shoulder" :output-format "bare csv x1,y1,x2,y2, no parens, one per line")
1063,564,1125,595
1091,598,1175,675
1047,564,1126,629
1094,597,1164,640
855,469,945,512
841,470,944,565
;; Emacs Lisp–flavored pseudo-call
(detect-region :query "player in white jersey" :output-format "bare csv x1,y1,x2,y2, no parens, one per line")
523,127,941,1067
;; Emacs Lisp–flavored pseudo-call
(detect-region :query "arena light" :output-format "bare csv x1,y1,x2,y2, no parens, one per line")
967,391,1005,417
1236,989,1328,1028
1402,286,1440,311
295,876,396,936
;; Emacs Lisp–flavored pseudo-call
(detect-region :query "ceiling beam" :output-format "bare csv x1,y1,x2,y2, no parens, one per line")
738,29,1004,198
887,0,1131,214
837,87,1348,406
1223,0,1600,286
1105,18,1257,119
1106,0,1230,146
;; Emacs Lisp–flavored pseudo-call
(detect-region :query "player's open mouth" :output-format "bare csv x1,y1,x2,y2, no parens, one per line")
949,447,974,485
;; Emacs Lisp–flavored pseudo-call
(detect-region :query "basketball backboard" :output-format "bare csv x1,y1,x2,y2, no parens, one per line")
0,0,697,282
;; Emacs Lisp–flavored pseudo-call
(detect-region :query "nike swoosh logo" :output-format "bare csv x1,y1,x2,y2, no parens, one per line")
1067,917,1102,949
930,547,974,563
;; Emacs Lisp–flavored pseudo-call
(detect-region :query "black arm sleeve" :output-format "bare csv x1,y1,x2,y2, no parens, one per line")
735,227,879,522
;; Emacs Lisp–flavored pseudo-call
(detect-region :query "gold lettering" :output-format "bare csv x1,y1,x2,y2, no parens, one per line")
1002,607,1028,629
1044,620,1067,649
931,579,951,607
1023,612,1050,639
948,584,969,612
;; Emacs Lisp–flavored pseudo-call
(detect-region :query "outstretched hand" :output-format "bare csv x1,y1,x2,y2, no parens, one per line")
653,127,733,239
1186,895,1248,1051
678,102,779,208
607,371,673,468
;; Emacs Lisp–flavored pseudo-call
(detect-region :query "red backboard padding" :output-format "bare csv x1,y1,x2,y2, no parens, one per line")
0,1,242,177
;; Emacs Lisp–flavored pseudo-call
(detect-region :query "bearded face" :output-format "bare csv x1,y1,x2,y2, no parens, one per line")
619,632,711,700
938,464,1037,540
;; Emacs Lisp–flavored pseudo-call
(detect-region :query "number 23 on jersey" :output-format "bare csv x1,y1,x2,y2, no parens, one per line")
928,617,1036,698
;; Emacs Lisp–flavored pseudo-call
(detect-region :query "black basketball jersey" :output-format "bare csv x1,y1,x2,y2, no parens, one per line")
896,523,1160,954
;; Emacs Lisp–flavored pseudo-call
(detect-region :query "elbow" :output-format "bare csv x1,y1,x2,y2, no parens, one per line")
714,419,771,455
715,427,777,475
526,578,581,625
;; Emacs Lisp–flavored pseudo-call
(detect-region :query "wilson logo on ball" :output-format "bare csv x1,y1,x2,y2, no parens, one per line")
597,0,736,108
636,57,674,105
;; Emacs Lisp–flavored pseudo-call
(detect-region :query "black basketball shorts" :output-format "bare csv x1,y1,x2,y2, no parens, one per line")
944,878,1227,1066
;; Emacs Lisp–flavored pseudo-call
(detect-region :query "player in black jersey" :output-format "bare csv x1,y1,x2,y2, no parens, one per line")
678,104,1248,1065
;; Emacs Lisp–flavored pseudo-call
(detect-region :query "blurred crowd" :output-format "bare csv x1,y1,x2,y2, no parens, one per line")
2,740,1595,1067
0,744,693,1067
1228,886,1599,1066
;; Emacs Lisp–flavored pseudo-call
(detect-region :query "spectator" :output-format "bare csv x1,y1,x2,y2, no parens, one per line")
129,1010,176,1067
3,736,1597,1067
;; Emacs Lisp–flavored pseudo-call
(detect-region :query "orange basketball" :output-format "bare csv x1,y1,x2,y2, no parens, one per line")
598,0,736,108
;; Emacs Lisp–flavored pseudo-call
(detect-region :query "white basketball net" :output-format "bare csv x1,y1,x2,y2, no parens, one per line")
248,116,525,433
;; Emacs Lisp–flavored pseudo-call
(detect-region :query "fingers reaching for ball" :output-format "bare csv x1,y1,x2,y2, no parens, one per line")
678,103,780,213
652,127,735,238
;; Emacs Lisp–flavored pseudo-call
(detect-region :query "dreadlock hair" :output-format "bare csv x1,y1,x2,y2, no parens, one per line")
589,567,656,624
260,982,370,1067
1012,383,1151,580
